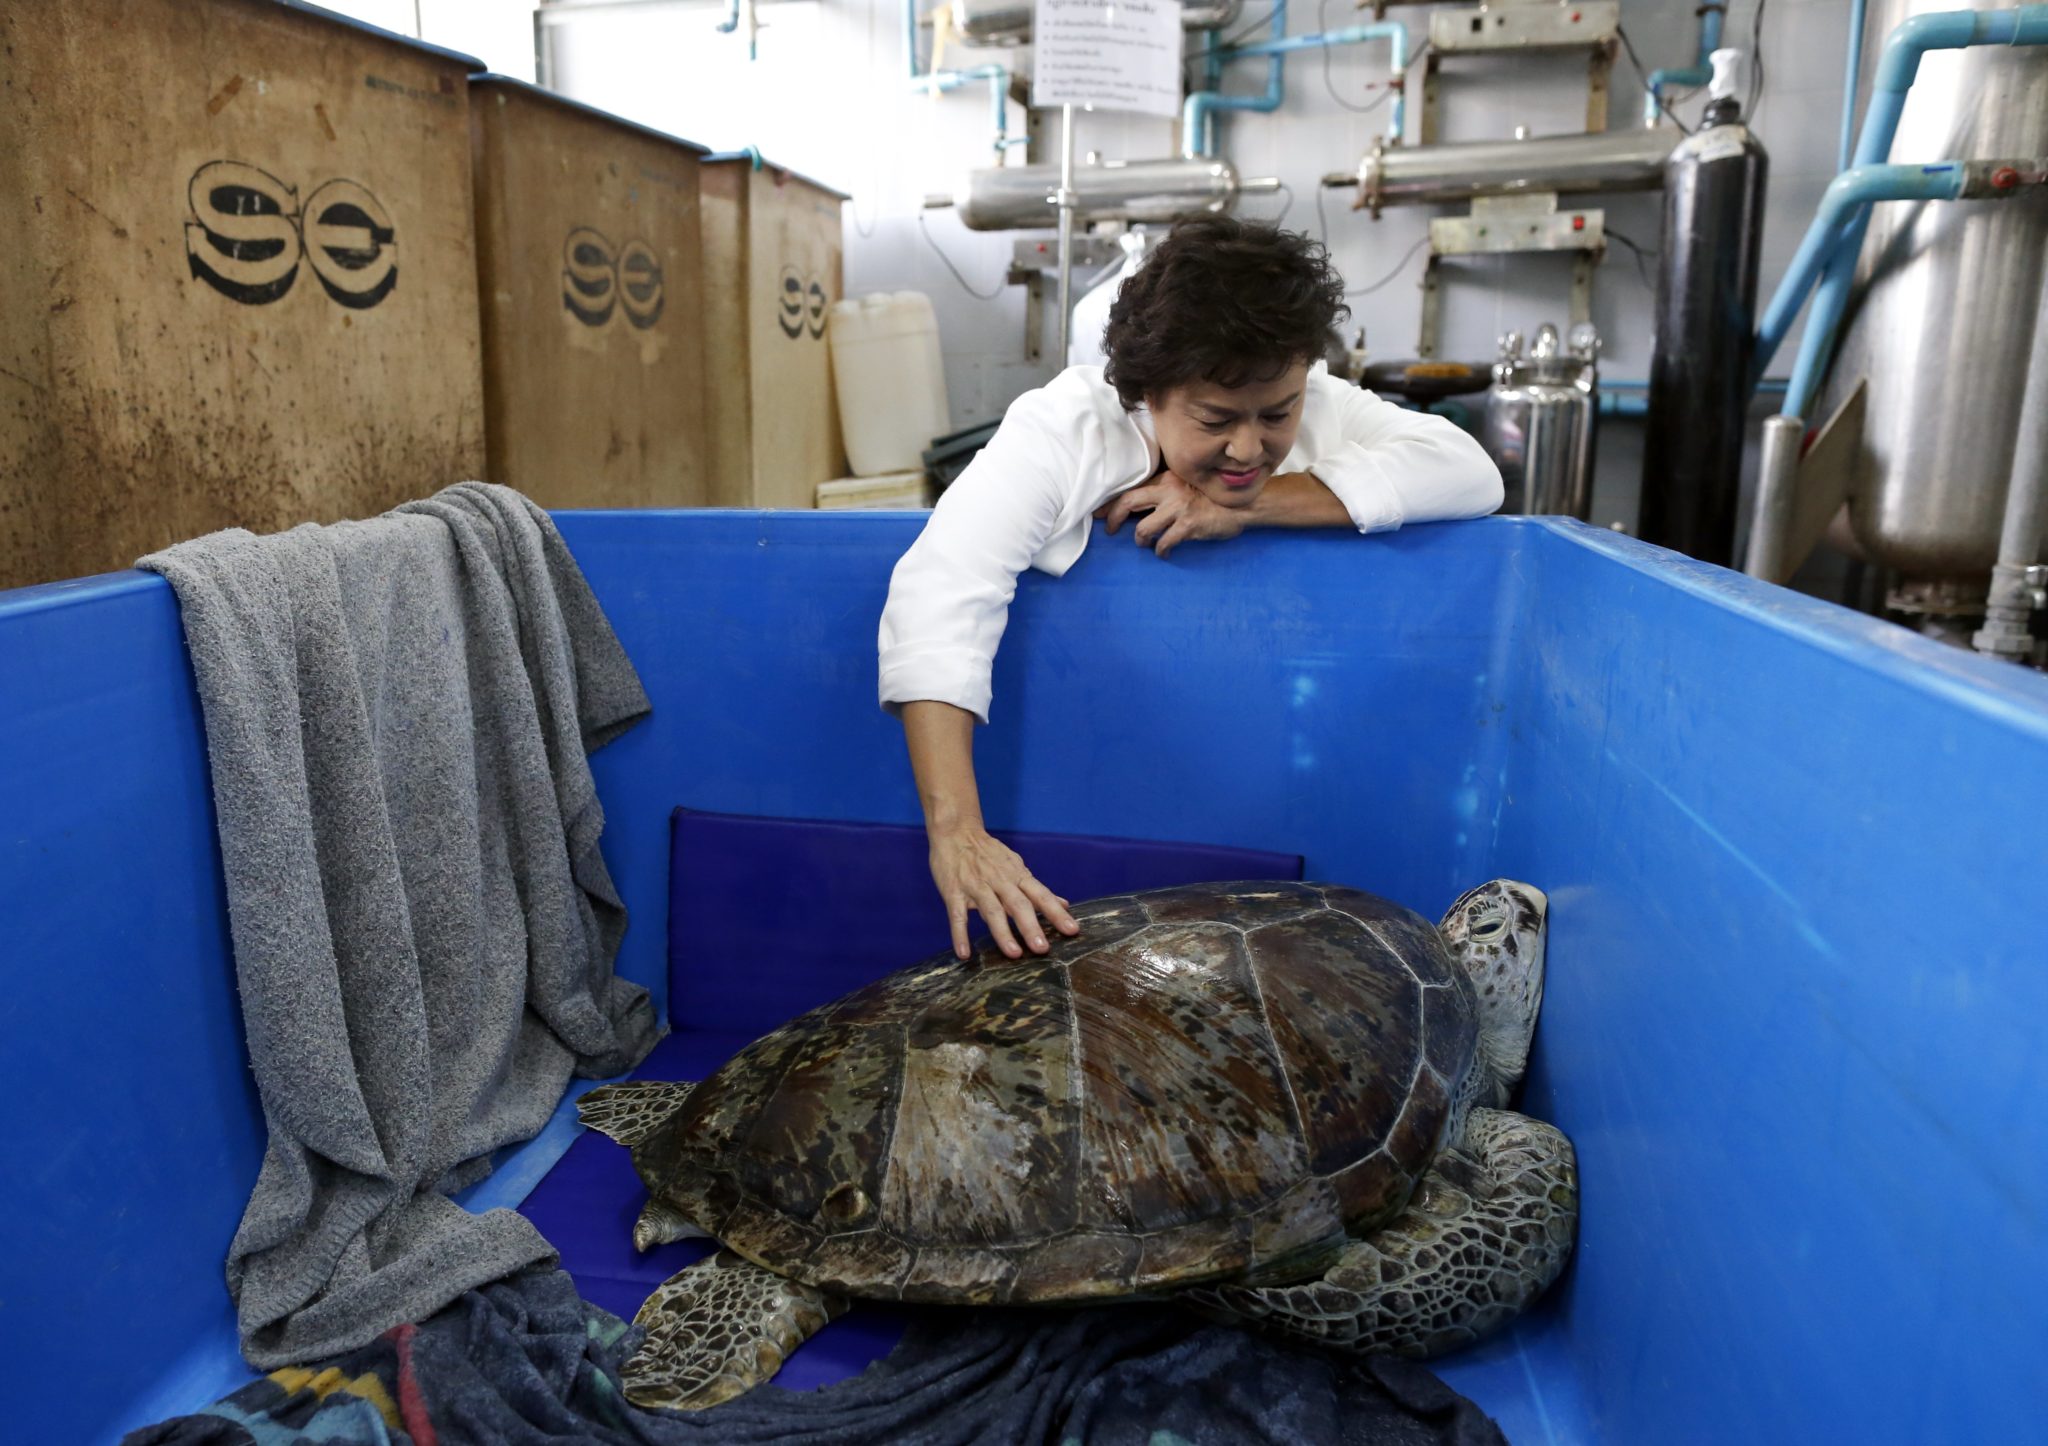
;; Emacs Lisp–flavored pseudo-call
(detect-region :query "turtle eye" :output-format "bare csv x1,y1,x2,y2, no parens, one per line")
1469,906,1509,942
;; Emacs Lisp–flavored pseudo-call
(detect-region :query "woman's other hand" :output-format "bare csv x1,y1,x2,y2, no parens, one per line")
928,822,1079,962
1095,471,1248,558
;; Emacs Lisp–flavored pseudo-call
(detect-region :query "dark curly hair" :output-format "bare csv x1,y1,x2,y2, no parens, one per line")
1100,215,1348,410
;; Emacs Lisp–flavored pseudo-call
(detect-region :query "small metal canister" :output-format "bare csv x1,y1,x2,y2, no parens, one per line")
1481,322,1600,519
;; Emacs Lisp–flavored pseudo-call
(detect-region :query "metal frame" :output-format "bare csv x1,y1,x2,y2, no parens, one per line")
1418,194,1605,358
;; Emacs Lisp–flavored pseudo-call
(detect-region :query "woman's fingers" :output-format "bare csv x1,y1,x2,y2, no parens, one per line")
975,886,1024,958
1153,513,1196,558
996,882,1048,952
1025,877,1082,937
946,894,973,960
1133,498,1181,549
1101,489,1154,534
932,827,1083,961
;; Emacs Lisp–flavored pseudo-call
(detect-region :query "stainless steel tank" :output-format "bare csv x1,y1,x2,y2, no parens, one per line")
1823,0,2048,587
1346,126,1681,210
1481,323,1599,520
939,157,1246,231
950,0,1241,44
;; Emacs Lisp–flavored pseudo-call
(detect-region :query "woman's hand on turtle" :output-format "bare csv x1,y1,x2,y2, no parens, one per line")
928,823,1081,961
1095,472,1248,559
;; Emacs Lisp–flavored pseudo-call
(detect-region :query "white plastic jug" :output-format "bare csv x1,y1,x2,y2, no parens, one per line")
827,292,951,478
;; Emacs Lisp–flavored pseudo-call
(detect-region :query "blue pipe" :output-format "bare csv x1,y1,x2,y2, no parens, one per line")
717,0,757,59
1777,163,1971,417
1217,20,1408,142
1184,0,1288,158
1840,0,1868,172
1599,392,1650,418
1605,377,1789,395
903,0,1022,155
1757,6,2048,414
910,65,1018,154
1179,6,1411,158
1642,2,1727,127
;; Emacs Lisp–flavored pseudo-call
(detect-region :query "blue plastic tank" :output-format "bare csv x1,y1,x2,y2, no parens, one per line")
3,513,2044,1443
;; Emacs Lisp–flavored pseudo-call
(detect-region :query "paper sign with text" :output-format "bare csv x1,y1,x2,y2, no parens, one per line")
1030,0,1184,119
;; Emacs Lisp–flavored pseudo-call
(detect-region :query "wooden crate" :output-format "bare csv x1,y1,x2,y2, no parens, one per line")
470,79,709,509
0,0,486,589
699,154,848,510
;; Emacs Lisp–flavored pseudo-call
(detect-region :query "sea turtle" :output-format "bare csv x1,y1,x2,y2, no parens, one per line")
577,879,1576,1410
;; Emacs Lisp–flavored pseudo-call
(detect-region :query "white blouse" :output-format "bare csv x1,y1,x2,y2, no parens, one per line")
878,364,1504,723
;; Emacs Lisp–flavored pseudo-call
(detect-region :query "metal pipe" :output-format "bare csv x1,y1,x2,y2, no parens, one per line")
940,156,1265,230
1973,271,2048,657
1840,0,1870,171
1754,5,2048,397
1183,0,1288,159
1643,2,1728,125
1343,125,1680,209
1745,415,1811,580
1057,105,1076,363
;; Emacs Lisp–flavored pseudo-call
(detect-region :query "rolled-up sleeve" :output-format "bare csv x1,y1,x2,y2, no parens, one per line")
1305,384,1505,533
878,390,1076,724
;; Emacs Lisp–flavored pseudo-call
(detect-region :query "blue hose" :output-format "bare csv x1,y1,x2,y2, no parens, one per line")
1643,2,1727,126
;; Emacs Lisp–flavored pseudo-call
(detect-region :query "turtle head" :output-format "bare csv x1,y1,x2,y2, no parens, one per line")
1438,880,1547,1106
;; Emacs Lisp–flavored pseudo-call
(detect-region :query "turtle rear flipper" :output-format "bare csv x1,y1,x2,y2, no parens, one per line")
1186,1108,1576,1356
577,1079,695,1146
624,1250,847,1410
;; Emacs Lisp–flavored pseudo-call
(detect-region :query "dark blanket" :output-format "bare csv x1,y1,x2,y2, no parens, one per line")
127,1267,1506,1446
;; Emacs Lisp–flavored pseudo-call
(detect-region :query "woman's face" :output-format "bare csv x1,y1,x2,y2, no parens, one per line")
1148,361,1310,509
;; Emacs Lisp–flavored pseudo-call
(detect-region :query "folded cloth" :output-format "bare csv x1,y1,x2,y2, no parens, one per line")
125,1266,1508,1446
138,483,660,1371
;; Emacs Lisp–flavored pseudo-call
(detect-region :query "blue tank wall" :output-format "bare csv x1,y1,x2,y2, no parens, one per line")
4,513,2045,1443
552,510,1522,1027
1488,531,2048,1444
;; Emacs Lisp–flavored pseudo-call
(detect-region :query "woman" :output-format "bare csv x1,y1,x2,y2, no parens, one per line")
879,216,1503,961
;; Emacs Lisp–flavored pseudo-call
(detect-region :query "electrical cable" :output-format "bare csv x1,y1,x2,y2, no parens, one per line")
1747,0,1769,117
1344,234,1430,297
918,213,1005,300
1605,226,1660,292
1617,25,1696,134
1318,0,1392,113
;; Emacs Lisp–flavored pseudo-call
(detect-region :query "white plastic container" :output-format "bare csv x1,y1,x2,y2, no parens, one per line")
815,470,932,509
827,291,951,477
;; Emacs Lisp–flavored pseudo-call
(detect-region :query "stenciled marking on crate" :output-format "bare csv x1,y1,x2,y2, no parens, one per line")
777,265,829,341
561,228,664,331
184,162,397,310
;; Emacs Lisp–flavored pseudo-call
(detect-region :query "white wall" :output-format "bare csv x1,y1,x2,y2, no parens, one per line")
324,0,1857,527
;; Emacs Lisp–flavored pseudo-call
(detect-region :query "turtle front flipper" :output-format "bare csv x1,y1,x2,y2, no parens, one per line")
577,1079,695,1146
1185,1108,1576,1356
623,1250,848,1411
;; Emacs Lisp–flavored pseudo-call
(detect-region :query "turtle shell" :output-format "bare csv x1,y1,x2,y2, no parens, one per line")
631,881,1478,1305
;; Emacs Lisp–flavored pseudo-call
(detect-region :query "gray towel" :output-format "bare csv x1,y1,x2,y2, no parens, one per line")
139,482,660,1370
